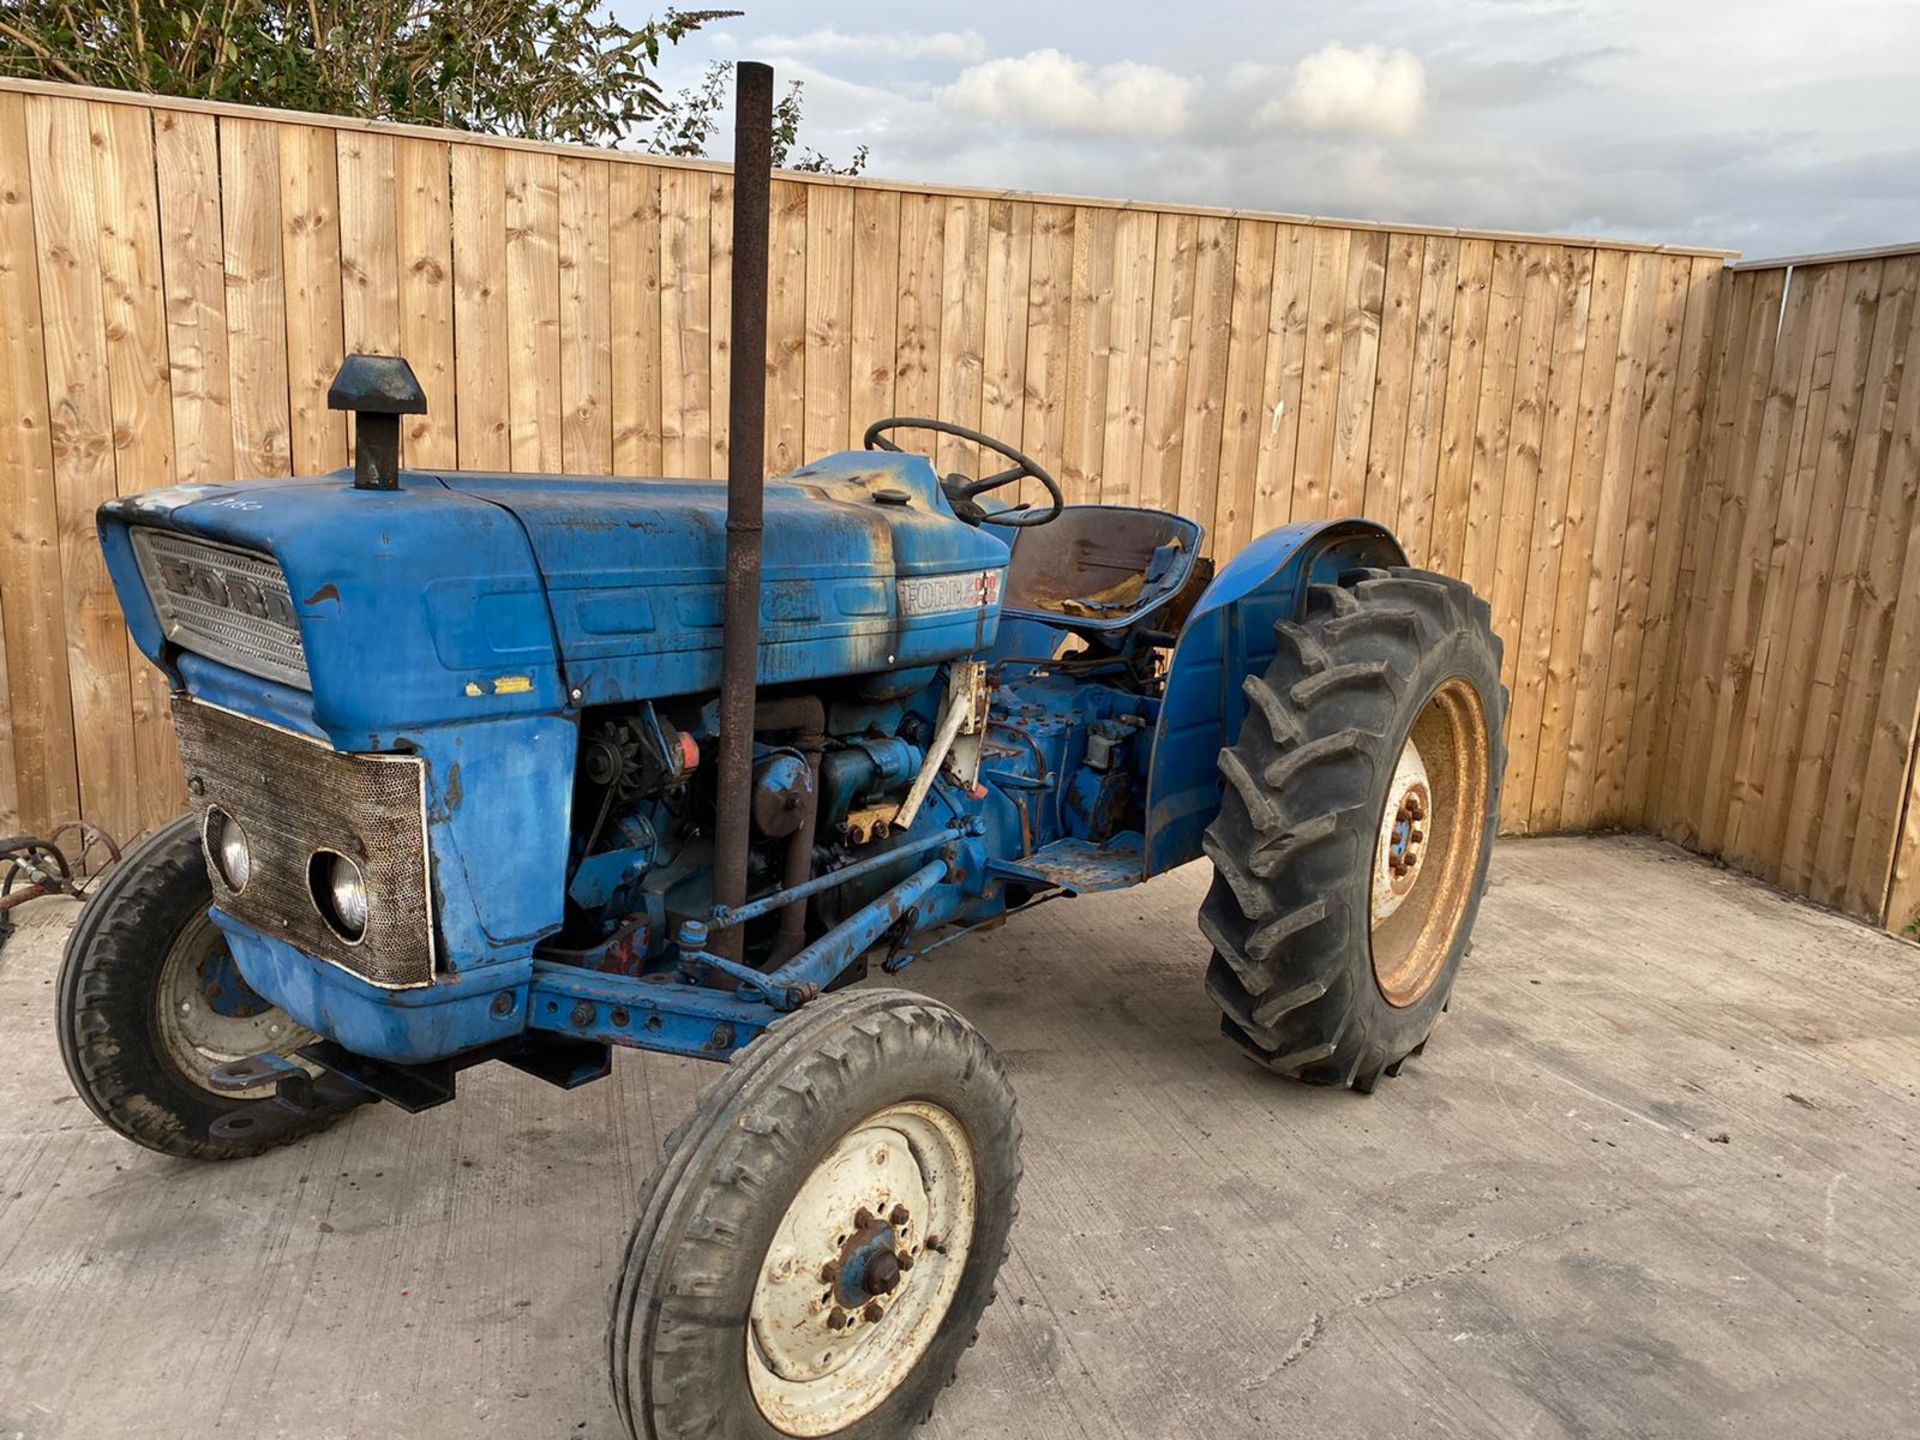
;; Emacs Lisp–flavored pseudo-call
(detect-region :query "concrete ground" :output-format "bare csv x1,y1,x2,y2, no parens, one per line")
2,835,1917,1439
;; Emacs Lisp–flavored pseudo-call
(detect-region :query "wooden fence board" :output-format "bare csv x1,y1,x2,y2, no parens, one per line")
451,143,509,470
1141,211,1196,513
802,184,853,465
28,94,139,842
1212,220,1276,556
609,163,662,475
982,199,1033,491
1291,226,1352,523
849,189,901,452
1326,230,1389,521
1060,206,1114,508
1360,233,1425,532
1019,204,1075,506
1625,255,1726,823
91,101,183,831
1250,224,1313,538
1174,216,1235,533
219,116,293,478
153,109,232,485
395,138,457,469
558,157,613,474
1487,247,1563,711
1429,238,1496,576
1101,208,1157,505
894,194,945,451
1591,255,1691,826
1394,236,1462,568
936,196,988,481
1532,245,1627,830
765,179,809,476
279,125,346,474
1459,241,1527,596
707,174,731,481
0,90,80,834
504,149,561,473
652,169,706,477
1656,268,1767,841
1504,248,1594,828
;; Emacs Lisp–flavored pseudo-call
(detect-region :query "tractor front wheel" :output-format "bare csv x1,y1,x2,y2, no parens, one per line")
56,814,349,1160
608,989,1021,1439
1200,566,1505,1091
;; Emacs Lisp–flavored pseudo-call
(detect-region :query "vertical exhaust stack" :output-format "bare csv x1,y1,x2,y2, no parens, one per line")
711,61,774,964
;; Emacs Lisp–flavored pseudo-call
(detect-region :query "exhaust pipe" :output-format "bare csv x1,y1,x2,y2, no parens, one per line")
710,61,774,963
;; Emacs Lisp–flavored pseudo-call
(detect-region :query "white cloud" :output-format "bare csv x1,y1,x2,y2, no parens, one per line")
940,49,1195,138
1257,42,1427,138
757,28,989,65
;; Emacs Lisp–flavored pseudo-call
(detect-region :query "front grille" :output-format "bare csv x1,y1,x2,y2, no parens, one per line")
174,697,436,988
133,529,310,690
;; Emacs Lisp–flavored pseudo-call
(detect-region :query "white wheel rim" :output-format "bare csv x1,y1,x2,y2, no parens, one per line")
747,1100,976,1437
155,912,312,1096
1372,735,1432,923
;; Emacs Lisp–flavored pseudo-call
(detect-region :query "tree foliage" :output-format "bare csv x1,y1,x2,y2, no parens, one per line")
0,2,733,147
650,60,867,175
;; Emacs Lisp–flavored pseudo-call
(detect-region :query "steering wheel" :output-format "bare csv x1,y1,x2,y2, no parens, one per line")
863,417,1064,528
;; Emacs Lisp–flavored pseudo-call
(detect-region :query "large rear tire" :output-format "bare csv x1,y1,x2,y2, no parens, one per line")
1199,567,1505,1091
56,814,350,1160
608,989,1021,1439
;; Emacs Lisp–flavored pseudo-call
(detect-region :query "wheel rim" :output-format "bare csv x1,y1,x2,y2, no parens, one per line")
154,911,312,1096
746,1101,976,1436
1369,677,1490,1008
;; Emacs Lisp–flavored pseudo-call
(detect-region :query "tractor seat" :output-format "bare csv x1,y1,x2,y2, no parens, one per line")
999,506,1204,633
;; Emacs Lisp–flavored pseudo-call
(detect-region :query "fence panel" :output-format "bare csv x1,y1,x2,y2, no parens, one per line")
9,80,1828,914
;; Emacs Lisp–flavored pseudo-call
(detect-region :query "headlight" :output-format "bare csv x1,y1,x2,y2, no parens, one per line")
309,850,369,941
206,808,252,891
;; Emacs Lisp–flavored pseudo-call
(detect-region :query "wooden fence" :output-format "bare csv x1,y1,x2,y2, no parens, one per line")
7,80,1917,938
1651,247,1920,935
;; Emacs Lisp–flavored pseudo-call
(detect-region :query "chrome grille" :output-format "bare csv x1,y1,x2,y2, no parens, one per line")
133,529,310,689
174,697,436,988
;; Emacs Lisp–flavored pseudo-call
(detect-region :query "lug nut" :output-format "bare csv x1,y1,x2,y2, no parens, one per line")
827,1307,849,1331
863,1250,901,1296
863,1300,885,1324
820,1260,840,1285
889,1204,909,1227
854,1207,875,1228
895,1249,914,1271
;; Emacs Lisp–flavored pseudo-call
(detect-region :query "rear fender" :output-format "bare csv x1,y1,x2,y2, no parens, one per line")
1142,519,1407,876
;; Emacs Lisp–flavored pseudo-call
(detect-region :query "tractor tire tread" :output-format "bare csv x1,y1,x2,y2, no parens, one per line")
1198,564,1505,1092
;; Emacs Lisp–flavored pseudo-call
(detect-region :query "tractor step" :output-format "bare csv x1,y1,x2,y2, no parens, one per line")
989,836,1144,894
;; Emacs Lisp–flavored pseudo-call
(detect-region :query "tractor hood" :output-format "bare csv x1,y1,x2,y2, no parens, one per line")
98,451,1010,749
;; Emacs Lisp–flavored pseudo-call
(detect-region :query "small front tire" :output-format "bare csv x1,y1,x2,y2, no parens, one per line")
608,988,1021,1439
56,814,349,1161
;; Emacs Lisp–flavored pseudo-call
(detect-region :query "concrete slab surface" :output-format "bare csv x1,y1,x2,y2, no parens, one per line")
2,835,1917,1439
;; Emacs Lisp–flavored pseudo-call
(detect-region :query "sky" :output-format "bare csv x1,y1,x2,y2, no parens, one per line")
616,0,1920,260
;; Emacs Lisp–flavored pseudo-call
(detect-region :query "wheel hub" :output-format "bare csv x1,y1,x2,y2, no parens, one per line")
747,1102,974,1436
1373,738,1433,921
155,913,312,1096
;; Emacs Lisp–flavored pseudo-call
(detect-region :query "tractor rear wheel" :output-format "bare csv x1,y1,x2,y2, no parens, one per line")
608,988,1021,1440
1199,567,1505,1091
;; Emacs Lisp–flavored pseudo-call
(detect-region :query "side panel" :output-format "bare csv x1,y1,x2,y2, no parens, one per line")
1143,519,1407,875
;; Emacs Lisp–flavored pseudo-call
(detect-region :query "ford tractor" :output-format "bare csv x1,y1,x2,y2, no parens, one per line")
57,64,1505,1440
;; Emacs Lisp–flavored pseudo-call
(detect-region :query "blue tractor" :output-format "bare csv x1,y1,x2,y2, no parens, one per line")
58,66,1503,1440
